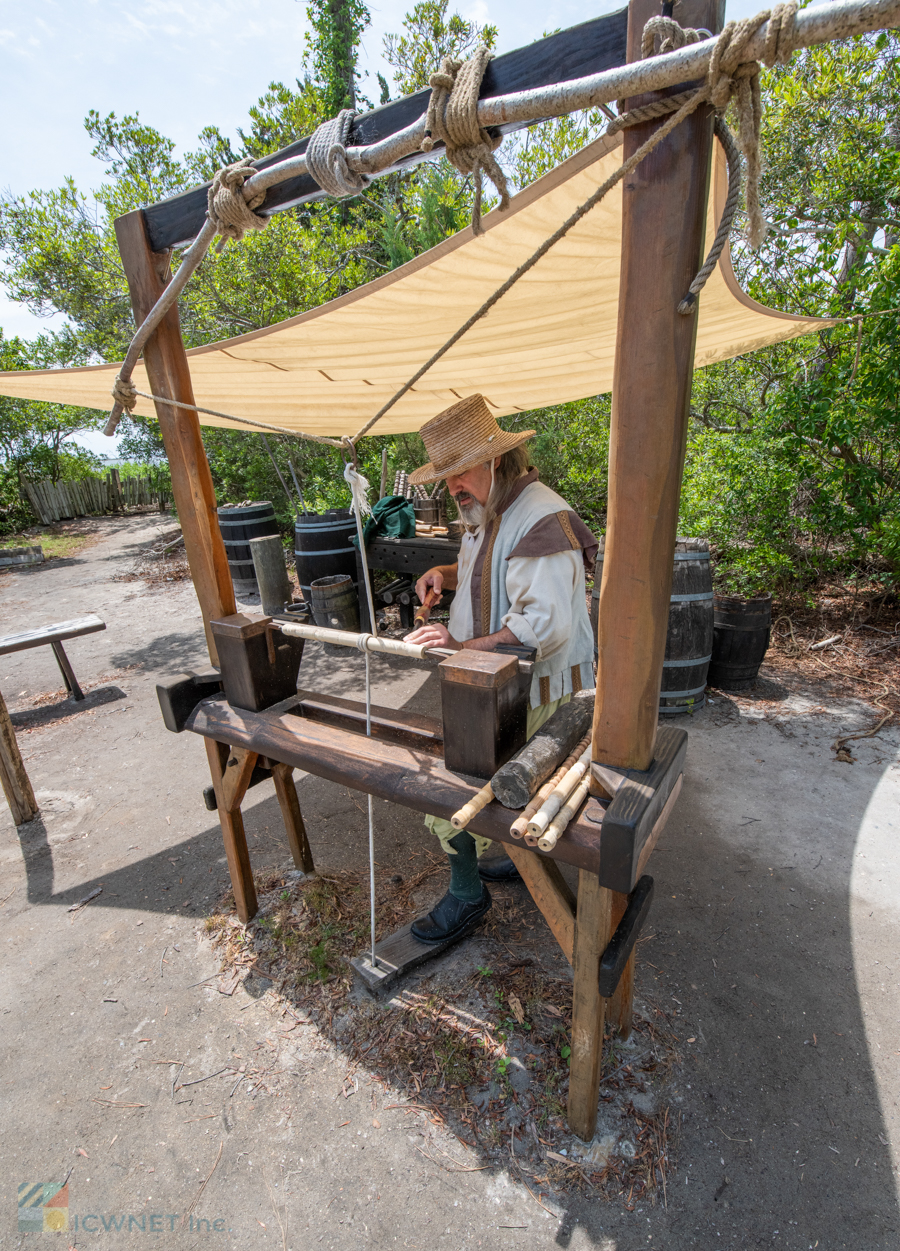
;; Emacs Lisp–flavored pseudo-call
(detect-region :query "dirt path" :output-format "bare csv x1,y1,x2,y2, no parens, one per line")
0,513,897,1249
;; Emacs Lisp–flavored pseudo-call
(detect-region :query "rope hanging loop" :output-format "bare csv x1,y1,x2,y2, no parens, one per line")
422,46,510,235
305,110,370,198
207,158,269,251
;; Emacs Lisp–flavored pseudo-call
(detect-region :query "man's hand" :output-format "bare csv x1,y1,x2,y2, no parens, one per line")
415,569,444,605
404,622,456,649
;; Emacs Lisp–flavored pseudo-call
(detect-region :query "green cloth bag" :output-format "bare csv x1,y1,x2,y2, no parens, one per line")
351,495,416,547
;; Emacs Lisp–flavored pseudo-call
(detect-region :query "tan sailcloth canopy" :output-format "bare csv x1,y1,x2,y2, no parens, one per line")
0,132,828,437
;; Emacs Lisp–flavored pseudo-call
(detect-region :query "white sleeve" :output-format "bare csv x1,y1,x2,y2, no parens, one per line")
501,549,581,660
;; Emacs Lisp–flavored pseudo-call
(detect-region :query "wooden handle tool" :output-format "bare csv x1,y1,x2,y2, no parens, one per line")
414,586,441,628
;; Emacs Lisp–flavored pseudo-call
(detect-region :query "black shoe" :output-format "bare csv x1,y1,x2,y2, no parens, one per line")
410,887,492,943
478,855,522,882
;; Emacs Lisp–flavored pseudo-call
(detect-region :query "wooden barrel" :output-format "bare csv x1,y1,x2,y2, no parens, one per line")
217,501,279,593
590,537,714,715
294,510,358,603
707,593,772,690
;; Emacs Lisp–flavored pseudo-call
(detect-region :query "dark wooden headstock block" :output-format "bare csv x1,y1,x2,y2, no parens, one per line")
210,613,304,712
438,650,528,780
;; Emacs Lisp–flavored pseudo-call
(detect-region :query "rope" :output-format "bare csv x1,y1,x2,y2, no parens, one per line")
305,110,369,198
119,386,346,448
679,117,742,313
422,47,510,235
207,159,268,251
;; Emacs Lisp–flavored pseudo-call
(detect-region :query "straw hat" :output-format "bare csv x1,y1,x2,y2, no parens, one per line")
409,394,535,486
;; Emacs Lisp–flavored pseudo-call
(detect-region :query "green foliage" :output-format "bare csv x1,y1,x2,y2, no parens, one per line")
306,0,371,114
684,31,900,592
0,333,105,528
383,0,497,96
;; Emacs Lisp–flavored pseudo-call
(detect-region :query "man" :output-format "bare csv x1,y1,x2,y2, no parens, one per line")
403,393,597,943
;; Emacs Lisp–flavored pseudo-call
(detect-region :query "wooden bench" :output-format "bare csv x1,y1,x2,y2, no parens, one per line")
0,615,106,701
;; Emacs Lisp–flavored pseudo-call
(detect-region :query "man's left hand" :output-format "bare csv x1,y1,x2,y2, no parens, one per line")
404,622,455,648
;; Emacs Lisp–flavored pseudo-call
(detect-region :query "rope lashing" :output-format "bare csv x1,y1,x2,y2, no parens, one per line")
305,110,369,198
207,158,269,251
422,47,510,235
111,374,138,414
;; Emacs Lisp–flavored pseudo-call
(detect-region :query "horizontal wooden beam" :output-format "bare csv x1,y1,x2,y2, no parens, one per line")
142,9,628,250
185,693,609,876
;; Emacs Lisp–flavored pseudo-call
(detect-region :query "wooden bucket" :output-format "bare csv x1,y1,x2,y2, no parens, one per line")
707,593,772,690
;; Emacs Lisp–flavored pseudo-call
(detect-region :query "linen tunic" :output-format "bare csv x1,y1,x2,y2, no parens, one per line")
447,469,597,706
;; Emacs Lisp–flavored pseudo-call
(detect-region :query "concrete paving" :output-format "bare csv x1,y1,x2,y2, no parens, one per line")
0,512,897,1249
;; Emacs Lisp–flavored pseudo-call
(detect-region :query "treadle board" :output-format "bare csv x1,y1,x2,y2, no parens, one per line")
350,920,477,994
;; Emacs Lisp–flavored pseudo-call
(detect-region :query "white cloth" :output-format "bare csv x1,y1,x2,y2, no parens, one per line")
448,474,595,705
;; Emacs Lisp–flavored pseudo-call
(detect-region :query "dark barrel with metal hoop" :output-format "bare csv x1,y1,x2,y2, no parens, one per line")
294,510,358,604
217,501,280,595
591,536,714,714
707,593,772,690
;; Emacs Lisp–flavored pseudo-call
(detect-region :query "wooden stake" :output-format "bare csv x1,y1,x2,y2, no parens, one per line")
591,0,723,772
115,210,236,666
568,870,613,1140
0,689,38,826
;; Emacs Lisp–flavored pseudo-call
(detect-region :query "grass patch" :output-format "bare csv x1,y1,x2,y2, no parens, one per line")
0,528,98,559
205,859,682,1205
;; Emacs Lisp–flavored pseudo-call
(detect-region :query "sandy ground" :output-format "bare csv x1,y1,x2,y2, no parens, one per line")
0,512,898,1250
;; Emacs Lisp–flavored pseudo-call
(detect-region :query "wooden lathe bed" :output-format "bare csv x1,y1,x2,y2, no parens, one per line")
163,640,685,1141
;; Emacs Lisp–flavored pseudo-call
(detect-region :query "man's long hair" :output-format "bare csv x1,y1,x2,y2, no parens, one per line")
457,442,531,531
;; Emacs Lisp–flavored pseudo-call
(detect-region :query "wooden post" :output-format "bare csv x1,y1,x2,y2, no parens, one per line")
591,0,724,772
0,690,38,826
568,871,613,1140
608,889,635,1039
115,211,236,665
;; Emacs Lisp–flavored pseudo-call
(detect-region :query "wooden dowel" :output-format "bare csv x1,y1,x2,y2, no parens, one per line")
509,732,591,838
525,747,592,841
537,776,592,852
450,780,495,830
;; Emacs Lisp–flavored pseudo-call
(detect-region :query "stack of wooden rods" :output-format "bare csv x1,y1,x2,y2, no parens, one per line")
536,774,592,852
524,743,592,845
509,732,592,839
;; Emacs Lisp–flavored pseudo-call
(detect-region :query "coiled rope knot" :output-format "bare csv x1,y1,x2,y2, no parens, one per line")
111,374,138,413
704,1,799,247
305,110,369,198
422,46,510,235
207,158,268,251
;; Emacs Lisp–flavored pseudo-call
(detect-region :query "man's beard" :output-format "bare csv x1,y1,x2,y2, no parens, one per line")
454,494,486,530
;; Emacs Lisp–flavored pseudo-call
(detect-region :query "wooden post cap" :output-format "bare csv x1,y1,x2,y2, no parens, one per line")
437,650,519,688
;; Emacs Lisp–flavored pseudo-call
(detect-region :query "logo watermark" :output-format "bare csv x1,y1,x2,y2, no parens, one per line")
19,1183,226,1234
18,1184,69,1233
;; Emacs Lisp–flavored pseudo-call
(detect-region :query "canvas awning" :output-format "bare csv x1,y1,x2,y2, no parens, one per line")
0,133,828,439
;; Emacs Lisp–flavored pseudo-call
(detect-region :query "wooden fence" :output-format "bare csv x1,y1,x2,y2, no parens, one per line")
22,472,167,525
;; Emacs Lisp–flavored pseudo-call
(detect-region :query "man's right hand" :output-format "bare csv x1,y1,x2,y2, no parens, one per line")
415,569,444,605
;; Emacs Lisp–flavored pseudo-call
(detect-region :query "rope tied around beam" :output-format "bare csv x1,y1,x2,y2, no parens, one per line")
422,47,510,235
305,109,370,198
207,158,269,251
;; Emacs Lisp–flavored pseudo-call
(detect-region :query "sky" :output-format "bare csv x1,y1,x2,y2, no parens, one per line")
0,0,766,454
